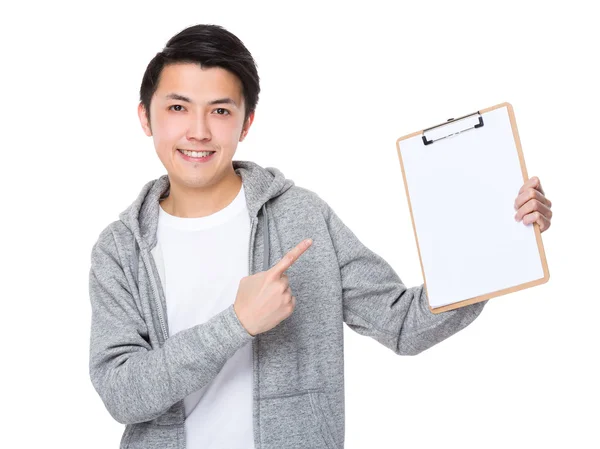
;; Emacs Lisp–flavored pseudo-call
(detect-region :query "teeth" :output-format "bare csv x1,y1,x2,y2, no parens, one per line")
180,149,214,158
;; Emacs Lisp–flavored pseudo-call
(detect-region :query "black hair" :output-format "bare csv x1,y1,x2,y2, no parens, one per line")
139,24,260,130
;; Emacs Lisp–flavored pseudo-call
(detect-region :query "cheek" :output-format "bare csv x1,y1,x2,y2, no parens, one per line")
153,123,182,149
222,122,244,143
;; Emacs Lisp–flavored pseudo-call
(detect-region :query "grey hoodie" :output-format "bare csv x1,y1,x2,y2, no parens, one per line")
88,159,486,449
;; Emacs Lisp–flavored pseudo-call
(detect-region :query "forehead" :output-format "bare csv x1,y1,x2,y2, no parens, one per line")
155,63,243,101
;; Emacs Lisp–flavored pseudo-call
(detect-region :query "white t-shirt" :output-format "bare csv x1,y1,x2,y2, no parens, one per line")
157,183,255,448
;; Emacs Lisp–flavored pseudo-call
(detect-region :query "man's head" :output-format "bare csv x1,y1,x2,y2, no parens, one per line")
137,24,260,192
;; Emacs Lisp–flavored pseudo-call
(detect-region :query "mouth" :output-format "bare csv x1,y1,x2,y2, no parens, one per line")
177,149,216,163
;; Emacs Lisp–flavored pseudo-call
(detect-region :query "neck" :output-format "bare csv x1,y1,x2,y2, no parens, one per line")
160,171,242,218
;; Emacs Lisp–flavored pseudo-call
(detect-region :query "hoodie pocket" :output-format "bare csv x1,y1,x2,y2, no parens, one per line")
259,390,337,449
309,391,340,449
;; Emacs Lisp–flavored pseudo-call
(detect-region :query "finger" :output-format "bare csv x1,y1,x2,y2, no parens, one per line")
518,176,545,196
522,211,551,232
514,188,551,211
515,199,552,222
269,238,313,278
280,275,290,292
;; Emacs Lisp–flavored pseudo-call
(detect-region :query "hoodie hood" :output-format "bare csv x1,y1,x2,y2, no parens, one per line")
118,159,295,251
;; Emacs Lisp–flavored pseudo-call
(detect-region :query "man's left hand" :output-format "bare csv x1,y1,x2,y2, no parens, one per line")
514,176,552,233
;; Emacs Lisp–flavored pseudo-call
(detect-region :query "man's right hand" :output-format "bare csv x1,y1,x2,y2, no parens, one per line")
233,238,313,336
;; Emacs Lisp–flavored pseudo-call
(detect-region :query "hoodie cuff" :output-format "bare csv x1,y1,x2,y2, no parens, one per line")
224,303,257,342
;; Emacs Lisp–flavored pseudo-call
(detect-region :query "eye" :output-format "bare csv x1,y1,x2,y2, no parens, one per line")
214,108,230,115
169,104,185,112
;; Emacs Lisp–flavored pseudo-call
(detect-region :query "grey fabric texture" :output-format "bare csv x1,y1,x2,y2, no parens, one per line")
88,159,486,448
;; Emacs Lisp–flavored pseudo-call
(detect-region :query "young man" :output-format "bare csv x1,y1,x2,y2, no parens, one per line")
88,24,553,449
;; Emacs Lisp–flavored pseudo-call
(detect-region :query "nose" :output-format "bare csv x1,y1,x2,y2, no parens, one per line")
186,114,212,142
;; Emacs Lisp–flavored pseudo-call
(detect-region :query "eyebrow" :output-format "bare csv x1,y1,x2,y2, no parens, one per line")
164,93,238,108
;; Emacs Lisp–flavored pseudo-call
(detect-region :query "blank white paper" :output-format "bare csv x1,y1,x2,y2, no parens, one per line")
399,105,544,308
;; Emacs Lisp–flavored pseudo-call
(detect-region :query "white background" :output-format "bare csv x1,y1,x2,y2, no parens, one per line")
2,1,598,448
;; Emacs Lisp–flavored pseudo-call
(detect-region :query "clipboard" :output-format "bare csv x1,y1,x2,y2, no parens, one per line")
395,102,550,314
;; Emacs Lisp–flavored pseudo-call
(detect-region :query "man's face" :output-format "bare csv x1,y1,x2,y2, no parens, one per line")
138,62,253,190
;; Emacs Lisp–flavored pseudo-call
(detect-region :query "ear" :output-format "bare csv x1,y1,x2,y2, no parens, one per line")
239,110,255,142
138,103,152,136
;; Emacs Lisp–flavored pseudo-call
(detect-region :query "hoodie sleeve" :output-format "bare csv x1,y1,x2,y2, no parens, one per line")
88,225,255,425
316,195,487,356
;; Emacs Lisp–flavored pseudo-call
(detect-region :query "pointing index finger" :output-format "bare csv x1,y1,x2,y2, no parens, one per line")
269,238,313,278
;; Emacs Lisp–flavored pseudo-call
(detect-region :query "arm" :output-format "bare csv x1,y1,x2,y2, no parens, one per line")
88,226,254,425
317,196,487,355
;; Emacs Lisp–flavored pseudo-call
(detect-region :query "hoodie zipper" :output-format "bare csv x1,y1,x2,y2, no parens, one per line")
152,270,169,343
248,215,260,449
142,249,169,343
248,218,255,275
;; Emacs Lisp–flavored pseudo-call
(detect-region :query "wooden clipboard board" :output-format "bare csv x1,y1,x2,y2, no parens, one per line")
395,102,550,314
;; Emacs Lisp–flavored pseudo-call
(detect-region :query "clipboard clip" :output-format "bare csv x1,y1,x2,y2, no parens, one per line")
422,111,484,146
